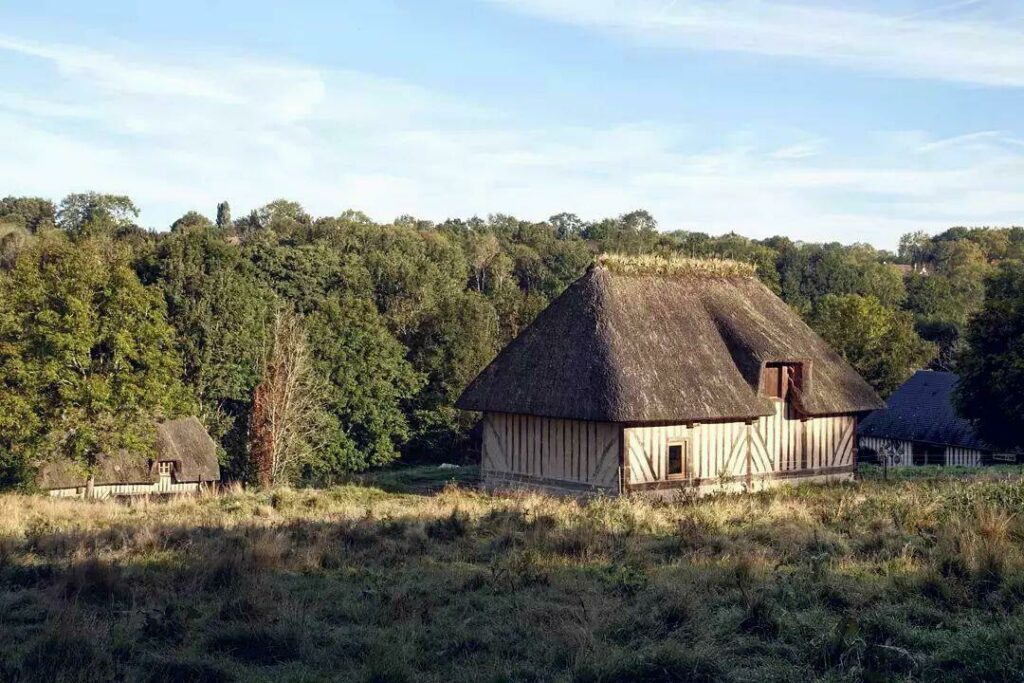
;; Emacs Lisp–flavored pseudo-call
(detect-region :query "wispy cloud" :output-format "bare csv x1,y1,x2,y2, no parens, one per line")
487,0,1024,87
915,130,1004,153
770,140,825,160
1,33,1023,249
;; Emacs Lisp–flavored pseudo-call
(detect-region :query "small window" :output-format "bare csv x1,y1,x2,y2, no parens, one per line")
667,440,690,479
158,461,173,475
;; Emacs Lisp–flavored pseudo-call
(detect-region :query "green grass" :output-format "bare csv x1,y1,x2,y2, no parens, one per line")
4,467,1024,681
354,463,480,493
859,463,1024,481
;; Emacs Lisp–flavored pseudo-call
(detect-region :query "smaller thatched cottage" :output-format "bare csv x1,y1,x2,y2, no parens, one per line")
859,370,1017,467
457,255,884,496
37,417,220,498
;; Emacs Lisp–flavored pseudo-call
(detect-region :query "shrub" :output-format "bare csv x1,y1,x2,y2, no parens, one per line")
425,509,468,541
61,558,129,605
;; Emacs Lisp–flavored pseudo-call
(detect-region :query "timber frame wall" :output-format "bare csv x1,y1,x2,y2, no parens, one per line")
480,401,858,496
481,413,621,493
624,401,856,495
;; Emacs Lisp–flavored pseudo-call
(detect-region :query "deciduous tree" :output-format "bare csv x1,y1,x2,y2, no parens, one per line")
811,294,936,396
955,262,1024,450
248,307,325,487
0,234,192,489
57,192,140,238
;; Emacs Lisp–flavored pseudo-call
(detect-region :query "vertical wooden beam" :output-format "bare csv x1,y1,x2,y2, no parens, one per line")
618,424,627,494
801,417,808,470
745,421,753,487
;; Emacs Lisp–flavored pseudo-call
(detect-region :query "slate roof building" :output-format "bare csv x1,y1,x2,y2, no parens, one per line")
859,370,1017,467
457,255,884,496
37,417,221,497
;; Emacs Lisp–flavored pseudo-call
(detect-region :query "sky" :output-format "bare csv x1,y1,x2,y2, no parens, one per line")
1,1,1023,249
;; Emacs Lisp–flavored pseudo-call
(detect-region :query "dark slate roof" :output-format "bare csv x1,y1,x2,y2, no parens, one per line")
457,259,884,423
859,371,987,450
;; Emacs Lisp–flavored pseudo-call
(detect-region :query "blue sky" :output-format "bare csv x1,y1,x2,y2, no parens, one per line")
2,1,1023,248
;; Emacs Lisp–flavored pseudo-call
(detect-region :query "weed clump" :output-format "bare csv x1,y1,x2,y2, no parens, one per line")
426,509,468,541
208,624,303,665
61,557,129,604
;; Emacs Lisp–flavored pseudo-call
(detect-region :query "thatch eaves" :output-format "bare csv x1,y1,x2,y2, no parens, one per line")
457,257,883,423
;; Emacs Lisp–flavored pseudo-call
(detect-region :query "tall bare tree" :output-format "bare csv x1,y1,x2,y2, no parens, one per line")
248,307,324,487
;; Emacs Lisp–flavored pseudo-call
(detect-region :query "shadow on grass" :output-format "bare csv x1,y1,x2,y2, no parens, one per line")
4,485,1024,682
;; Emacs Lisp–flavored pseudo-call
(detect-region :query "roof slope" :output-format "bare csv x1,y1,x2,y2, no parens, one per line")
157,417,220,482
37,451,156,490
859,370,987,450
457,260,883,423
37,416,220,489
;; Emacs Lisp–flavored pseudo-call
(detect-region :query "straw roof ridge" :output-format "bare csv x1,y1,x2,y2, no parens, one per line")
596,253,757,279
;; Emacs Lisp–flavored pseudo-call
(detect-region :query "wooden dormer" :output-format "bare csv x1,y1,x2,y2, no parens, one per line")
760,362,809,402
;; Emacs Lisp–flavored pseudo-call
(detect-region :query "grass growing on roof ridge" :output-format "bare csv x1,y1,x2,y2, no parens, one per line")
597,253,757,278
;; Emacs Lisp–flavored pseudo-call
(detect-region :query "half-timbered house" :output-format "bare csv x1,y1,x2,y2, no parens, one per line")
37,417,221,498
457,255,884,496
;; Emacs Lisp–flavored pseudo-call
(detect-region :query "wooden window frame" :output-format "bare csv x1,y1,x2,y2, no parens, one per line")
158,461,173,476
666,438,692,481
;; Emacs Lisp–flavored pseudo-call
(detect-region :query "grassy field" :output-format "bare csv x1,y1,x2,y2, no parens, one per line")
4,466,1024,682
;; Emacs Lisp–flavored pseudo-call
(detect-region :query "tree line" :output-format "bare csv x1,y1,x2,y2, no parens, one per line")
2,192,1022,488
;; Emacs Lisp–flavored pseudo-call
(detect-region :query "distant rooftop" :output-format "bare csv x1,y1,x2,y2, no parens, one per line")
860,370,985,450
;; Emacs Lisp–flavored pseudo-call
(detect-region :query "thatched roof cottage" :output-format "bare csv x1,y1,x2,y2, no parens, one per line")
37,417,220,497
859,370,1018,467
457,255,884,496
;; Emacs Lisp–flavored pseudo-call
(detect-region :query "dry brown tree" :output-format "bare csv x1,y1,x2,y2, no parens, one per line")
248,307,325,488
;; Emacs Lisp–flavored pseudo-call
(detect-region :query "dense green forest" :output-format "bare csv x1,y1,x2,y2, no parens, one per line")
2,192,1022,488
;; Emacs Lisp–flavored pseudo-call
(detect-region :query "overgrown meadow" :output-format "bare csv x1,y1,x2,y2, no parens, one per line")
4,467,1024,682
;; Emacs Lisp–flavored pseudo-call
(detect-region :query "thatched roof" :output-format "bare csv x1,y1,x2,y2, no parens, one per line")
457,256,883,423
157,417,220,482
860,371,996,451
37,450,156,490
36,416,220,490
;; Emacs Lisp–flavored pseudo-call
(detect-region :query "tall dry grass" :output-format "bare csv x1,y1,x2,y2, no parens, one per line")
3,469,1024,681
